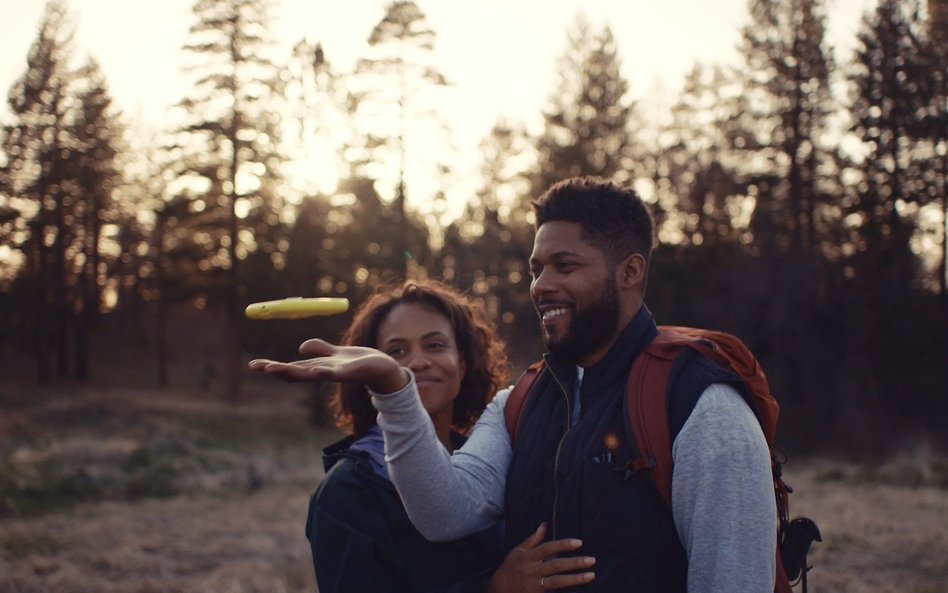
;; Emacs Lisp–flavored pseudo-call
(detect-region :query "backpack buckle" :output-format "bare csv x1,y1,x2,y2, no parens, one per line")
615,454,656,482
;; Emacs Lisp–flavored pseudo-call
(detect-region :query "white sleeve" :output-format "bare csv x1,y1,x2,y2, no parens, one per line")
671,383,777,593
371,374,511,541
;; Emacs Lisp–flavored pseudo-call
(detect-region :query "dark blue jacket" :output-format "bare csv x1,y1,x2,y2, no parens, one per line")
307,432,501,593
504,306,743,593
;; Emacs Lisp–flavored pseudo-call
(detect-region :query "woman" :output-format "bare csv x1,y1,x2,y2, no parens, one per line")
250,280,594,592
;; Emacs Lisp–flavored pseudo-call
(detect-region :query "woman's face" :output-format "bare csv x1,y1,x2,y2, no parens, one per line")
376,302,466,429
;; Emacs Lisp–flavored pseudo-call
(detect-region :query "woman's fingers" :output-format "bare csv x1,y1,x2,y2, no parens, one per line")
247,359,273,371
247,358,332,382
513,523,583,560
530,537,584,560
538,567,596,590
540,555,596,574
513,522,548,551
488,524,597,593
533,544,596,590
516,524,596,588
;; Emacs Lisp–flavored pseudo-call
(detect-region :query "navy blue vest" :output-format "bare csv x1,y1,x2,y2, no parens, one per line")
504,307,742,593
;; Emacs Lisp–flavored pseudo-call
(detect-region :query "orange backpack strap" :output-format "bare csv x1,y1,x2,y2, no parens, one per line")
631,327,806,593
660,327,780,442
504,361,546,447
625,330,692,504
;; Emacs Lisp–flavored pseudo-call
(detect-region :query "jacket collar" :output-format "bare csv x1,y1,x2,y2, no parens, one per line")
546,304,658,397
323,427,468,479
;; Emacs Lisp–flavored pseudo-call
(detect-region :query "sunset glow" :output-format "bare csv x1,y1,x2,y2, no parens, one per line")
1,0,876,216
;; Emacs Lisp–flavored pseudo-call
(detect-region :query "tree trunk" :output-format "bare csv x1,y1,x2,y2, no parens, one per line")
53,189,70,380
75,195,99,382
34,227,51,385
155,214,169,387
226,111,242,400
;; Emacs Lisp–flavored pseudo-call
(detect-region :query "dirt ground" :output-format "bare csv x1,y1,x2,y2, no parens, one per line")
1,384,946,593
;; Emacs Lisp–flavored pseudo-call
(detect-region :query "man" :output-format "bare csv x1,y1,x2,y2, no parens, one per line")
254,177,776,593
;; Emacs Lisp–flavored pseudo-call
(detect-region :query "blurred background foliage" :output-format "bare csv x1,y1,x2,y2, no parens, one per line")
0,0,946,460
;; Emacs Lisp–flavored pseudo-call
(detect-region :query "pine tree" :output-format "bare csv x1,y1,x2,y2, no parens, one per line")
474,118,534,226
723,0,846,414
165,0,286,397
280,39,349,201
654,63,754,247
67,58,125,381
531,17,639,196
111,122,169,350
0,1,125,383
1,1,87,382
438,118,536,360
0,0,74,382
349,0,452,214
848,0,932,287
738,0,838,254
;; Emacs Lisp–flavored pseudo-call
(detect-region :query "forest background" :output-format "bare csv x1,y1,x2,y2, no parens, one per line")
0,0,947,591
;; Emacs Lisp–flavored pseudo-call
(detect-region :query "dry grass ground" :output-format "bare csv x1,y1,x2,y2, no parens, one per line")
0,484,316,593
1,383,946,593
784,460,948,593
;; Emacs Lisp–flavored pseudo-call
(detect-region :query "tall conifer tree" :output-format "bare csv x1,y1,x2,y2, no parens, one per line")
739,0,838,254
849,0,933,288
349,0,452,214
1,1,122,382
165,0,288,396
531,17,638,197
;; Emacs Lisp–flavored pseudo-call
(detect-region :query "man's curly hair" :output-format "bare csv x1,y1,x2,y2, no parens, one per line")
533,176,655,266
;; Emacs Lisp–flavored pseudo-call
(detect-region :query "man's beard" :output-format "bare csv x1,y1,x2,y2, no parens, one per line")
545,279,620,363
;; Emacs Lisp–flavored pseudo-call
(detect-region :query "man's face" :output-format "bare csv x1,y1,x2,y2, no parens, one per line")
529,221,621,366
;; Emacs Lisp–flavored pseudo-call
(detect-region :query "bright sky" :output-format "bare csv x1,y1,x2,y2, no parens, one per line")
0,0,877,212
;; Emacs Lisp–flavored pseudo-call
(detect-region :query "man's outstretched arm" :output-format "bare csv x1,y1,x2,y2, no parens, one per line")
249,339,511,540
372,373,512,541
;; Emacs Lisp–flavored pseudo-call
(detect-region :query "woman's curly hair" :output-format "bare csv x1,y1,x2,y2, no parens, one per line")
332,280,509,438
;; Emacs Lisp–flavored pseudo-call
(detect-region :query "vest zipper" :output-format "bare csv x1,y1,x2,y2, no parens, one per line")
548,365,573,540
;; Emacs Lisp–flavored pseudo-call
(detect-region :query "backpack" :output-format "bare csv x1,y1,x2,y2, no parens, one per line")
504,325,821,593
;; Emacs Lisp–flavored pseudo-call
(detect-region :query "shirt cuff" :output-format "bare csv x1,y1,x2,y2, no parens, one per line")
366,367,414,400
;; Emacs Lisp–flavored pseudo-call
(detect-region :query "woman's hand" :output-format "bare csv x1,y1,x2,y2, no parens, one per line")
248,338,409,394
487,523,595,593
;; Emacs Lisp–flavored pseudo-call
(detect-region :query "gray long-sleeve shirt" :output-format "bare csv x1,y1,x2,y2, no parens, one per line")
372,373,776,593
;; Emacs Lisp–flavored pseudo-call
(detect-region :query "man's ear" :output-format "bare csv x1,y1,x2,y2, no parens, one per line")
618,253,647,290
